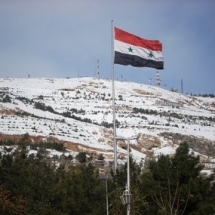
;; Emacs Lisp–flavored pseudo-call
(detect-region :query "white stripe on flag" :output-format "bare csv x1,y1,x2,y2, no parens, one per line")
114,40,163,62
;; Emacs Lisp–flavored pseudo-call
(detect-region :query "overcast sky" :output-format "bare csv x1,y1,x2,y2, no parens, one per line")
0,0,215,94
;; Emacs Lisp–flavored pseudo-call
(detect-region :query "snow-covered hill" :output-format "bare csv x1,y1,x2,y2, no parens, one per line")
0,77,215,166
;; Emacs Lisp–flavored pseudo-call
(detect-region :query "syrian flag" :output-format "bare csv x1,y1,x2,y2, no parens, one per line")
114,27,164,70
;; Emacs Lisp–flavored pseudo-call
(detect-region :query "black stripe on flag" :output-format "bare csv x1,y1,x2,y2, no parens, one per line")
114,51,164,70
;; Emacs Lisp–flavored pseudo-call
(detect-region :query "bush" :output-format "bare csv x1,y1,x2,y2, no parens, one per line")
76,152,87,163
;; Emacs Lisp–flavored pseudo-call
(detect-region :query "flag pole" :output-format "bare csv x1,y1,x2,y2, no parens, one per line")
111,20,117,174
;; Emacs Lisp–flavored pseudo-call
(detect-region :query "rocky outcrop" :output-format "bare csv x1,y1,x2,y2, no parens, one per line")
137,133,161,150
160,132,215,156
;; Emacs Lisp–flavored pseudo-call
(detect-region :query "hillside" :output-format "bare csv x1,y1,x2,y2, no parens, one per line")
0,77,215,167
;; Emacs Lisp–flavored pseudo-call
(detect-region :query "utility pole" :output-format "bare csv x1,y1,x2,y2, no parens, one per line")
116,135,137,215
105,173,109,215
181,79,183,94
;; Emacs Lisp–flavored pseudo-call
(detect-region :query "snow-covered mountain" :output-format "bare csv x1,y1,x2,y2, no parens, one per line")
0,77,215,167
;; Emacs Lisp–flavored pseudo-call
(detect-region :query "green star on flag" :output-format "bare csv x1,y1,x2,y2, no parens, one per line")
148,51,154,58
128,46,133,53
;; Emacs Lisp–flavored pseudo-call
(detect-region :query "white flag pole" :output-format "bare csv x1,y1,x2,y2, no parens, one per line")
111,20,117,173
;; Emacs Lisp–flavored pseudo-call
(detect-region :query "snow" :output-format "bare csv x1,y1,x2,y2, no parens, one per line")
0,77,215,165
153,146,178,157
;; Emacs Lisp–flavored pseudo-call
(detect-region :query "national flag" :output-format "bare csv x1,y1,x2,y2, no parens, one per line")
114,27,164,70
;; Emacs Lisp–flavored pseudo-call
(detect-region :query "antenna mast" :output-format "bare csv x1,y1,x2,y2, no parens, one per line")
97,59,100,79
181,79,183,94
156,70,161,87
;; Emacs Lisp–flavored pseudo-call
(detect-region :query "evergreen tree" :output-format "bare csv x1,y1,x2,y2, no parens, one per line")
138,142,215,215
0,148,60,214
0,185,26,215
0,140,214,214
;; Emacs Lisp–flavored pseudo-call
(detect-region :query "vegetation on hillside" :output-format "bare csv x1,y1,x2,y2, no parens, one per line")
0,141,214,215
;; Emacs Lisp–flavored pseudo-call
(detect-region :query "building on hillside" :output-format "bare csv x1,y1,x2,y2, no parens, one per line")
155,100,183,108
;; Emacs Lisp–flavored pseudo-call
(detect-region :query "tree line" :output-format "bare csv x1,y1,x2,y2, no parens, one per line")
0,141,214,214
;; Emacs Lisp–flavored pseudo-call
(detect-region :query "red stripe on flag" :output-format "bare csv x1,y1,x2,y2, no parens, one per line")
114,27,162,51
